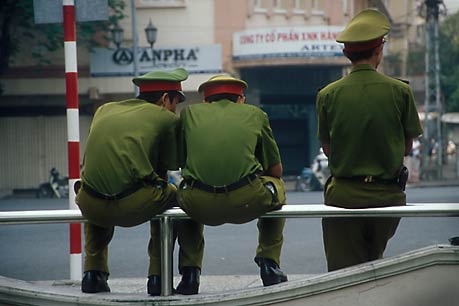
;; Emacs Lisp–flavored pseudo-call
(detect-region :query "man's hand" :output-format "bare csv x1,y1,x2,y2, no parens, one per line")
265,163,283,178
321,143,330,157
405,137,413,156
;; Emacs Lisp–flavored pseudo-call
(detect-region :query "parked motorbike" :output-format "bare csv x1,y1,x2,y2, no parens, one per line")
295,149,330,192
295,167,322,192
168,169,183,187
36,167,69,198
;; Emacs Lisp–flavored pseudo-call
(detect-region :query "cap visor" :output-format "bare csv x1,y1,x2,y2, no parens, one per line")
178,91,186,102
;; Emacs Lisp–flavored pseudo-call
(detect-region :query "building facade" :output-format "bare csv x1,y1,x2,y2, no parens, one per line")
1,0,419,191
0,0,220,190
214,0,379,173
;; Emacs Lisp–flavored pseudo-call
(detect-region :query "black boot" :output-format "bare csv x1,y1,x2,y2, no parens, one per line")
175,266,200,295
81,270,110,293
147,275,161,296
255,258,288,286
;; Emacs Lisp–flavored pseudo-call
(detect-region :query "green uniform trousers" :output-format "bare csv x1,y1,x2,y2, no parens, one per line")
177,175,286,266
322,216,400,271
76,181,204,276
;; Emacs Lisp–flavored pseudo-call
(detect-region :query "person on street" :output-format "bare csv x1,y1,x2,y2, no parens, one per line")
316,9,423,271
177,75,288,287
75,68,204,295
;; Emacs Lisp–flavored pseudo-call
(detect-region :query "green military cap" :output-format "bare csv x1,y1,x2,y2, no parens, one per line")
198,75,248,99
337,9,390,52
132,68,188,102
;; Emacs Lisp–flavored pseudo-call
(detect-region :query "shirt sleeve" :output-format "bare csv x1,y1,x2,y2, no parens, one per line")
316,91,330,144
402,86,423,139
255,111,281,170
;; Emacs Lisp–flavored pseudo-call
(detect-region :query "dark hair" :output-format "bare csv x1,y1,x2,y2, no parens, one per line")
137,91,181,104
205,93,240,103
343,47,377,62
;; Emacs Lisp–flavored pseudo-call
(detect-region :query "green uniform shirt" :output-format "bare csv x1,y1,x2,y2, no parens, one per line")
316,64,423,205
82,99,179,194
180,100,281,186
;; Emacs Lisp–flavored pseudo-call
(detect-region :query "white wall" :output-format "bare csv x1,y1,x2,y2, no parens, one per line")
123,0,215,47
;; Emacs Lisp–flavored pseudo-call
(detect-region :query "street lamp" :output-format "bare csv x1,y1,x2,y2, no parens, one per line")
110,1,159,95
145,19,158,66
111,23,124,49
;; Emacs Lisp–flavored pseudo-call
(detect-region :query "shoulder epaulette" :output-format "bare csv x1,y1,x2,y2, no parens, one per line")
316,85,326,93
391,77,410,85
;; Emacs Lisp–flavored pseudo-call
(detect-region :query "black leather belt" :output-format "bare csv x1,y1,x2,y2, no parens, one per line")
187,173,258,193
79,178,163,201
342,176,398,185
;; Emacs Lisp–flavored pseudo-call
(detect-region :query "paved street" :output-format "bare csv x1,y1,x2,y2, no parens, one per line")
0,186,458,281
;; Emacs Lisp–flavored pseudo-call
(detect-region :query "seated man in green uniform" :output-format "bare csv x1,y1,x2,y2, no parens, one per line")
177,75,288,286
316,9,423,271
75,68,204,296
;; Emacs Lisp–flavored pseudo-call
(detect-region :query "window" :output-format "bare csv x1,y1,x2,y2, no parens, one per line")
312,0,324,10
293,0,306,14
274,0,289,12
254,0,270,12
253,0,291,16
294,0,306,10
312,0,324,14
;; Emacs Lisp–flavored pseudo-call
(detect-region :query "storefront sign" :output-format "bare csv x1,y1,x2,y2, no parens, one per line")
233,26,344,59
90,44,222,76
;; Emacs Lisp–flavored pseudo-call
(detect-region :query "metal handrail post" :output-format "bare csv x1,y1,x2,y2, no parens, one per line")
160,215,174,296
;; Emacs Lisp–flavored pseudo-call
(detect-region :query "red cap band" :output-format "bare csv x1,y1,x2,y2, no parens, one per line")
203,83,244,98
138,81,182,93
343,37,384,52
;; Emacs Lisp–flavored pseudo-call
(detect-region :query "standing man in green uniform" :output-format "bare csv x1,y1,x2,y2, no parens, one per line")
316,9,423,271
177,75,288,287
76,68,204,295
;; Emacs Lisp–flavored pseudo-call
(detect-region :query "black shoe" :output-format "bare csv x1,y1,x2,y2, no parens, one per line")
175,266,200,295
255,258,288,286
147,275,161,296
81,270,110,293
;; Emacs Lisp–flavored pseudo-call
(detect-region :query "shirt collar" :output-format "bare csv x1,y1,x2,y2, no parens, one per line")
351,64,376,73
211,99,234,104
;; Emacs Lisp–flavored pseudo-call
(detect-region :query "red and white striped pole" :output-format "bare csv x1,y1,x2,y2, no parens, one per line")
63,0,82,280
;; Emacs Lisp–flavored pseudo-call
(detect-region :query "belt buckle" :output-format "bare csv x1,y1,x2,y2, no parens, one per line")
364,176,374,183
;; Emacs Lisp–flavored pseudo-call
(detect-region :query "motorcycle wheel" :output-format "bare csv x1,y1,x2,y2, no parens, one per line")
59,186,69,198
310,176,324,191
295,177,312,192
36,184,53,198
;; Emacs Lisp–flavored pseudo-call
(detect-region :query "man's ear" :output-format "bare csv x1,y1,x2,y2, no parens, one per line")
157,92,169,106
374,44,384,58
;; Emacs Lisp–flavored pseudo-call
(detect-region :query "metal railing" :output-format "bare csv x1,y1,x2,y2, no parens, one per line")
1,203,459,296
